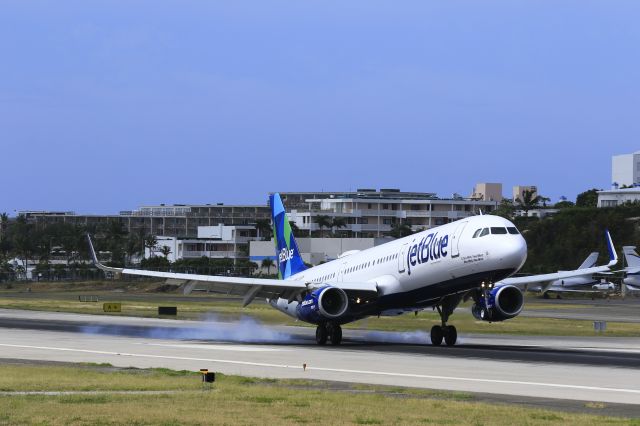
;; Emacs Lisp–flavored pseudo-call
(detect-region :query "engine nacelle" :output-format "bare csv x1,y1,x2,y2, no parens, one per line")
472,284,524,322
296,286,349,324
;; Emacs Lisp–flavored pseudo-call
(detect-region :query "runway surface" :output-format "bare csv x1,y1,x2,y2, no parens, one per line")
1,308,640,408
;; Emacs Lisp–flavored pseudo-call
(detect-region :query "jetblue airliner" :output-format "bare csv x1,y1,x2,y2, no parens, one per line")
88,193,617,346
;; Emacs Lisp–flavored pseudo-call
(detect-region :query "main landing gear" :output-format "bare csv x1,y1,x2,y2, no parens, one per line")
430,294,461,346
315,322,342,346
430,324,457,346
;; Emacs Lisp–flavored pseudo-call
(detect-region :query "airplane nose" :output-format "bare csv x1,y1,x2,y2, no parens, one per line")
498,236,528,271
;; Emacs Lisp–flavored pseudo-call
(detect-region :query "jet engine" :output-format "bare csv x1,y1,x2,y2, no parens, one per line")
472,284,524,322
296,286,349,324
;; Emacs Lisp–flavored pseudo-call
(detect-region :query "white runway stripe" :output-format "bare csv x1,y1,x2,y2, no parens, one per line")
1,343,639,396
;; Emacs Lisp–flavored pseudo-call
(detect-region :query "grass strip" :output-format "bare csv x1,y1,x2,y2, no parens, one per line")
0,362,637,425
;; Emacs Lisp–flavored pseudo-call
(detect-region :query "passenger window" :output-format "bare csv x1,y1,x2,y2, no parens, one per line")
491,227,508,235
507,227,520,235
480,228,489,237
472,229,482,238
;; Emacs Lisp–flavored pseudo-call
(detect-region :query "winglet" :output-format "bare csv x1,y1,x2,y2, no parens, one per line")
86,234,124,274
605,229,618,267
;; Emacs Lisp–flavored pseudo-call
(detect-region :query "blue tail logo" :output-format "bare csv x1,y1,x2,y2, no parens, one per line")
270,193,306,279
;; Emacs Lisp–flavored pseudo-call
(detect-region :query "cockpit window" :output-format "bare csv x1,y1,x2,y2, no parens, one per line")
507,227,520,235
491,227,508,235
472,229,482,238
479,228,489,237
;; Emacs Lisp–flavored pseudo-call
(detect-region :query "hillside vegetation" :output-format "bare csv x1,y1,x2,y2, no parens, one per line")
513,205,640,274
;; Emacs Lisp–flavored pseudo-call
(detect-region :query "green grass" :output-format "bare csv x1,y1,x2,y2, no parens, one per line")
0,362,636,425
1,281,639,337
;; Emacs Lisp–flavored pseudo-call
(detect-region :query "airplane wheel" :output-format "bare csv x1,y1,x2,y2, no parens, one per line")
430,325,443,346
444,326,457,346
480,308,489,321
543,292,550,299
328,323,342,346
316,325,327,345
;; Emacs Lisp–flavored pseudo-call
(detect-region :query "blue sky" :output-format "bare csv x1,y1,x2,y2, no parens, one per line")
1,1,639,214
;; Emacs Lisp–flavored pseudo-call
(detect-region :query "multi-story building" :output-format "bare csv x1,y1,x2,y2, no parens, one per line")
19,189,498,258
280,189,497,238
20,204,270,238
470,183,503,202
612,151,640,188
512,185,538,202
147,225,257,262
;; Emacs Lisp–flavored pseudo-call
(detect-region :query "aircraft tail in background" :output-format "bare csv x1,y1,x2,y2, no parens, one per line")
577,252,599,269
623,246,640,268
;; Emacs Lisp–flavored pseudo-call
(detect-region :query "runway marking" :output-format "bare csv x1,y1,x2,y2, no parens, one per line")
2,343,640,396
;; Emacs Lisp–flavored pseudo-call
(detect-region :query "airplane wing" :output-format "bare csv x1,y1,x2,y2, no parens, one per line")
502,230,618,287
87,235,377,306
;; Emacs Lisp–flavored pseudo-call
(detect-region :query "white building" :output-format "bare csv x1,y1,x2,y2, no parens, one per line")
612,152,640,188
597,188,640,208
281,189,497,238
145,225,257,261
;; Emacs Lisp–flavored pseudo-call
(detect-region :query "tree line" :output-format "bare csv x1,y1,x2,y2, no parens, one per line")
492,189,640,273
0,215,262,281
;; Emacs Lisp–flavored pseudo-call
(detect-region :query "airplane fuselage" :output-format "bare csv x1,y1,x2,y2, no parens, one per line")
271,215,527,322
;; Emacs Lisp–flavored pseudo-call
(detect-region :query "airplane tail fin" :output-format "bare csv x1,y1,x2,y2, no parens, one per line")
623,246,640,268
270,193,307,279
578,252,599,269
605,229,618,267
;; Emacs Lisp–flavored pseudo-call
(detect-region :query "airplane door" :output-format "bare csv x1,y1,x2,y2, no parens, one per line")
450,221,468,258
337,262,347,282
398,243,408,273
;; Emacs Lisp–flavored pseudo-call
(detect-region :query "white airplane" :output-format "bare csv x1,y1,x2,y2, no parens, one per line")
87,193,618,346
621,246,640,292
520,252,615,298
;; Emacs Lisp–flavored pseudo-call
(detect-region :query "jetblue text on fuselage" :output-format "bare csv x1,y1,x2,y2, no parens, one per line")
279,248,295,264
407,232,449,275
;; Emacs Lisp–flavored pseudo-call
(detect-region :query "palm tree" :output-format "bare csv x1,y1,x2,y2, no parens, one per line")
330,217,347,237
255,219,272,241
493,199,516,219
12,216,35,278
0,213,12,263
314,215,332,238
289,220,300,234
159,245,172,259
144,235,158,258
389,222,413,238
516,189,545,215
261,258,274,275
103,220,128,266
125,234,143,265
0,213,8,242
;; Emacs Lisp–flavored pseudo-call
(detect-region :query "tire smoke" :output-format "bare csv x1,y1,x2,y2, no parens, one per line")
81,314,293,343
